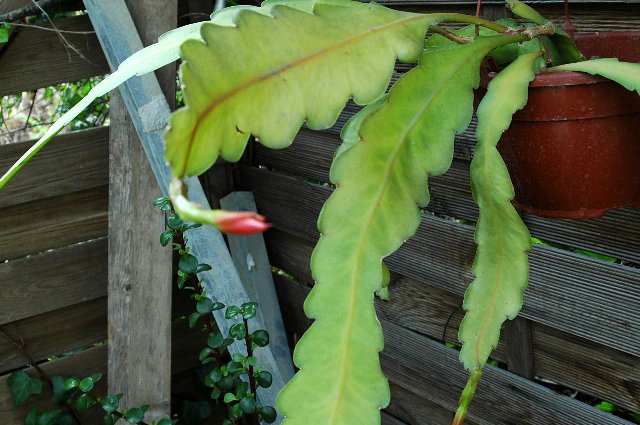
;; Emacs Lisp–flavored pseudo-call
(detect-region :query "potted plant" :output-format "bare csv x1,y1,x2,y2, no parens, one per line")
1,0,639,424
475,1,640,218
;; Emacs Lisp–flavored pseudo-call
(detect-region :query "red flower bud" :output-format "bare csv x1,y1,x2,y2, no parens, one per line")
210,210,271,235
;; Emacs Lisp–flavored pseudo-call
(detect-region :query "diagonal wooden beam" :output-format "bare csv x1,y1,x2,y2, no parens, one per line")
83,0,286,418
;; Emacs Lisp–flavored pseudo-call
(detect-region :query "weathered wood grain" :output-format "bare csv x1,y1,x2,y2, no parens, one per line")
0,238,107,325
106,0,175,417
0,126,109,208
505,318,536,379
0,297,107,375
252,128,640,264
268,230,640,413
275,276,632,424
220,192,295,382
0,186,108,261
0,15,109,97
381,411,410,425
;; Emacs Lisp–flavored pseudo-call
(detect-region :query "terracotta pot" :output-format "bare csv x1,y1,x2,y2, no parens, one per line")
491,31,640,219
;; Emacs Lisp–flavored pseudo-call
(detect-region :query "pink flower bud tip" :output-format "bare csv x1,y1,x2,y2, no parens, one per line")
212,210,271,235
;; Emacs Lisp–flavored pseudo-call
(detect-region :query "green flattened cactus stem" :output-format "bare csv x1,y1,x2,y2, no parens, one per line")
169,178,270,234
453,368,483,425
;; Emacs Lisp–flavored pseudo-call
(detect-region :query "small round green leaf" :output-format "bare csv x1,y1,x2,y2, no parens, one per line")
78,377,95,392
103,414,116,425
160,229,174,247
240,302,258,319
76,393,96,412
250,330,269,347
179,254,198,274
210,387,221,400
196,263,212,273
226,361,244,374
259,406,277,423
207,332,224,349
63,378,78,391
124,407,145,423
229,403,243,420
212,302,225,311
225,306,242,319
218,375,235,390
239,396,256,414
196,298,214,314
100,395,120,413
229,323,246,340
199,348,213,363
188,312,201,329
223,393,237,404
168,214,183,230
256,371,272,388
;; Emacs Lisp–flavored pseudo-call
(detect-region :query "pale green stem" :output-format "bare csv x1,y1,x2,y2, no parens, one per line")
452,368,483,425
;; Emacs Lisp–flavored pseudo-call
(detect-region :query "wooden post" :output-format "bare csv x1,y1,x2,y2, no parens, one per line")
85,1,287,419
107,0,176,421
505,317,536,379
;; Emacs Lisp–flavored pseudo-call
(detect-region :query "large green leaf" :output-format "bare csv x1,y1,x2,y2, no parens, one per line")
458,52,543,370
551,58,640,94
164,1,503,178
276,34,526,425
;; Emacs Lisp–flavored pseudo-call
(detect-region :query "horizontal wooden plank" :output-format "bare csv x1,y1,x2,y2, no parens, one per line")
0,345,107,425
0,126,109,208
268,231,640,413
0,15,110,97
238,166,640,357
253,128,640,264
381,411,410,425
385,382,460,425
0,238,107,325
0,297,107,375
0,185,108,261
274,275,631,425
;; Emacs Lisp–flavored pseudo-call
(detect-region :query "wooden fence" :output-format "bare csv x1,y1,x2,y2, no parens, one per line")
0,9,208,424
1,0,640,424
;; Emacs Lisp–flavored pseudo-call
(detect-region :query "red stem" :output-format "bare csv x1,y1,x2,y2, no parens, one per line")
475,0,482,36
243,318,260,425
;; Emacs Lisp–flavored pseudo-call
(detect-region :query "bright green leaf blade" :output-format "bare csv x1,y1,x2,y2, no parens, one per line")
458,52,543,370
276,33,525,425
0,21,208,190
551,58,640,94
165,1,480,178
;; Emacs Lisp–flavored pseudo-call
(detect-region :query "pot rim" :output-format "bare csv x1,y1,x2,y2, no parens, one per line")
486,30,640,88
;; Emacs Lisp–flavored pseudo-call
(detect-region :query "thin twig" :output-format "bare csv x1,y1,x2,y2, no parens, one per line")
428,25,474,44
8,22,96,34
0,0,62,23
30,0,95,65
23,90,37,131
243,318,260,425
